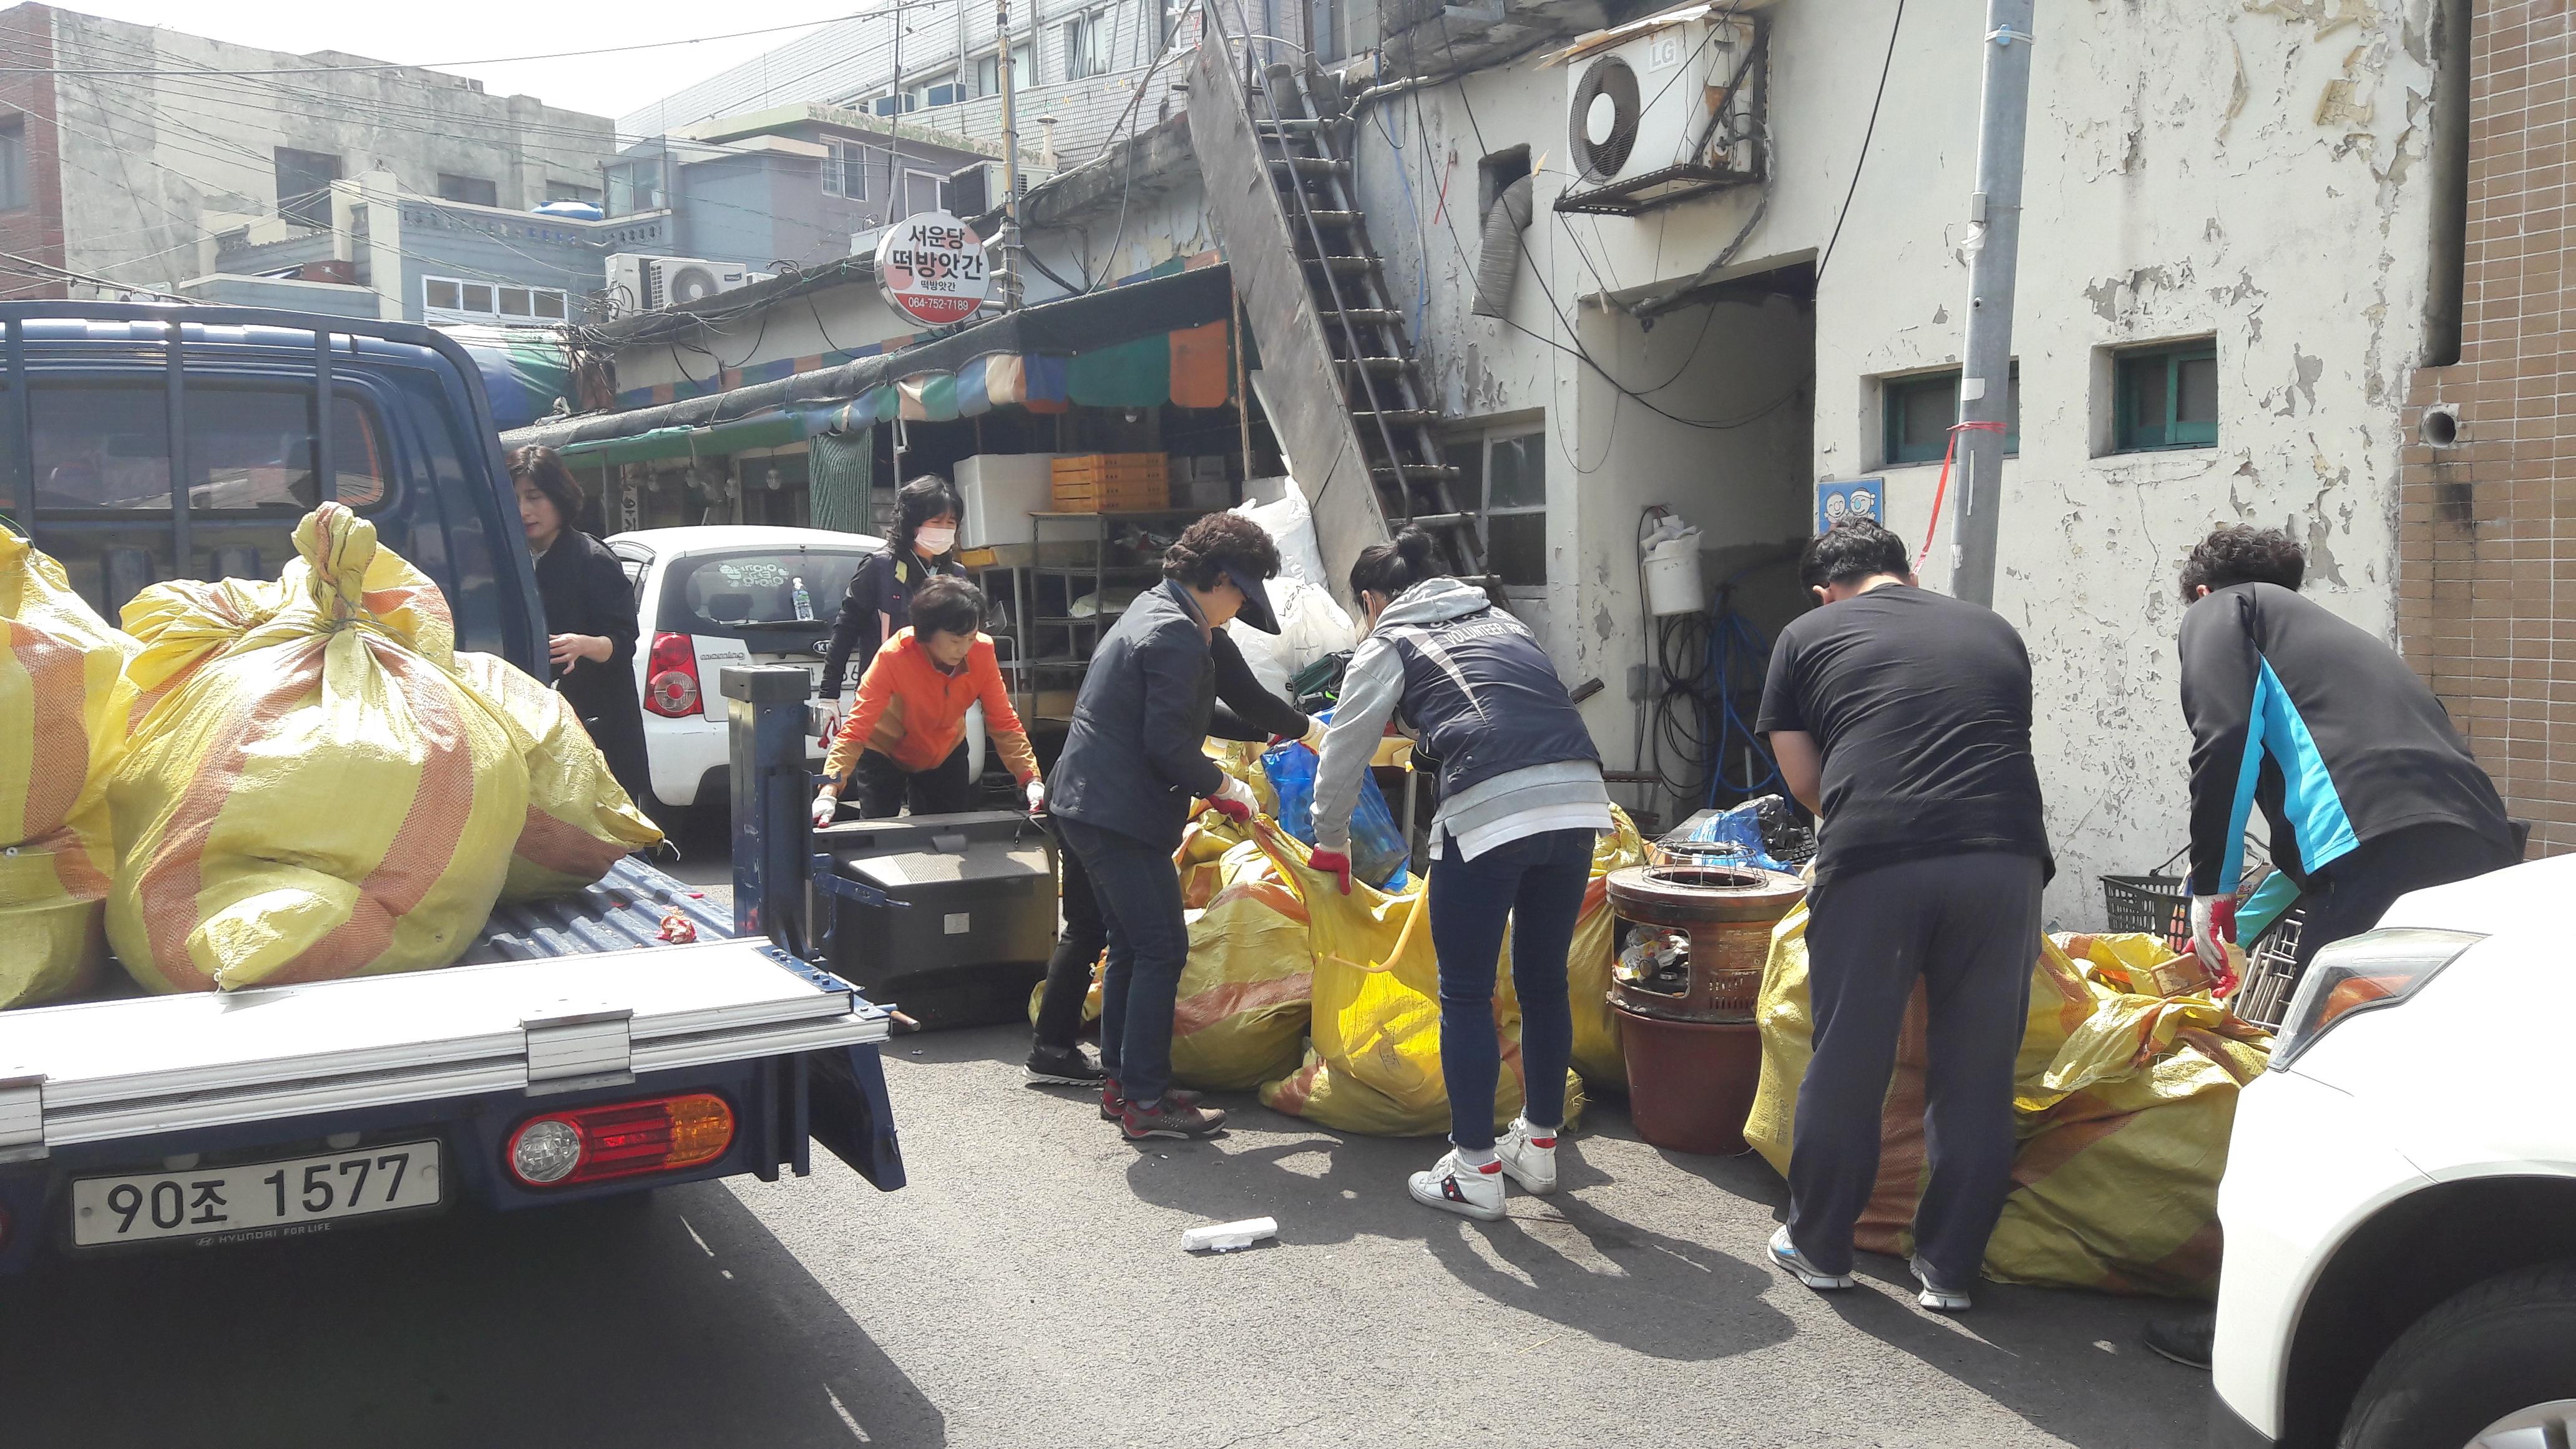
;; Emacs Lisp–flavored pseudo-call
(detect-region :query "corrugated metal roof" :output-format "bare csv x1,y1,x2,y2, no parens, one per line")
464,857,737,963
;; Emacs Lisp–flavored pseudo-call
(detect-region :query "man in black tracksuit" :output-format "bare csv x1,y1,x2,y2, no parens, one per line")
2175,526,2516,975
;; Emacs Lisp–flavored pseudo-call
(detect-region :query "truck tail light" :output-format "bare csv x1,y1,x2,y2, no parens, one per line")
645,632,702,717
506,1093,736,1187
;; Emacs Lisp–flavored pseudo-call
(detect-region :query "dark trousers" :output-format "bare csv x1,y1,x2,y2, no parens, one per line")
1055,816,1188,1108
1788,851,2046,1286
1032,827,1106,1050
850,742,973,819
1426,827,1593,1151
2291,821,2520,967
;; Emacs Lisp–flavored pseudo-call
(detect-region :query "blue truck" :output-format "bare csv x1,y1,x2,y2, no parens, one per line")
0,301,900,1269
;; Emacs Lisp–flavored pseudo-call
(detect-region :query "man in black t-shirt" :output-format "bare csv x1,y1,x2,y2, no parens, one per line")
1755,519,2051,1314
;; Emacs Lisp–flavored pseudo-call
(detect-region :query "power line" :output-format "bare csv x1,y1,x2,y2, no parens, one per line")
0,11,881,79
1812,0,1904,284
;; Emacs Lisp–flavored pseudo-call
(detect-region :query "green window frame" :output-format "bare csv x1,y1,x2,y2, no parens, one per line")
1882,366,2018,466
2114,341,2218,452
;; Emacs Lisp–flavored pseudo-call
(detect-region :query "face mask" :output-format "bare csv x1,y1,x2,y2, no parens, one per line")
914,525,956,556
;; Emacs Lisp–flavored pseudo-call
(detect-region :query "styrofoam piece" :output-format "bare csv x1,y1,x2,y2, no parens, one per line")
1182,1216,1279,1253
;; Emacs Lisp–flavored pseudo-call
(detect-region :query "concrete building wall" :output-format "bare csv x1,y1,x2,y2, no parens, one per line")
14,4,617,296
2399,1,2571,857
0,3,67,298
1365,0,2445,920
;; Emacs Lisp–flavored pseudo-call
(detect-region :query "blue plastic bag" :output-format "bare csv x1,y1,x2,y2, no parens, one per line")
1262,723,1409,890
1680,796,1797,873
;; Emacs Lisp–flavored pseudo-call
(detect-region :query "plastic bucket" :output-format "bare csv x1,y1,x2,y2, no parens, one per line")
1615,1006,1763,1154
1642,535,1705,617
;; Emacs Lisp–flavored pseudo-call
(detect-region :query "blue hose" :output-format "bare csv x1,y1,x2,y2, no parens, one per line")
1704,589,1782,805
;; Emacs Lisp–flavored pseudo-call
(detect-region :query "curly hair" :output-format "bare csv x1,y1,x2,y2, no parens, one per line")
2178,525,2304,603
507,444,584,530
907,575,985,640
1163,511,1281,590
1798,517,1911,590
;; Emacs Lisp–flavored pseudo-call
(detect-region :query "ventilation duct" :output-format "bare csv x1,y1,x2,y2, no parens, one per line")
1471,174,1536,319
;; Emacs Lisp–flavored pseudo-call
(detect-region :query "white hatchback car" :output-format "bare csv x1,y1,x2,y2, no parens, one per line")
608,525,882,816
2212,853,2576,1449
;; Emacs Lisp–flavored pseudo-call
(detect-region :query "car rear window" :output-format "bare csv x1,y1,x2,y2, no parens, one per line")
29,383,391,511
659,547,870,638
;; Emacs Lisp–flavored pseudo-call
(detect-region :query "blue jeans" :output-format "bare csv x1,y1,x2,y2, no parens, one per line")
1055,815,1189,1108
1426,827,1593,1151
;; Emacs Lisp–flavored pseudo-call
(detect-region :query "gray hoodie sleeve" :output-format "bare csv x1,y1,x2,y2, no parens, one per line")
1310,633,1405,854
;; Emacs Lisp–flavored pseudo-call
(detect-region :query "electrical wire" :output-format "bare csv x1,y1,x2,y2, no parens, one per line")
1812,0,1904,285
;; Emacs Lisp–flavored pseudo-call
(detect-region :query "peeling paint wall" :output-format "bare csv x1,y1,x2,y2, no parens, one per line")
1368,0,2436,920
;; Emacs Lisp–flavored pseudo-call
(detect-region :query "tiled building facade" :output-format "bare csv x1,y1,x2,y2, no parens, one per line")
2401,1,2574,857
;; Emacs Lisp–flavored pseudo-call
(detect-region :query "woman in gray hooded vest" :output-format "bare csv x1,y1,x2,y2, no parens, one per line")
1309,528,1613,1221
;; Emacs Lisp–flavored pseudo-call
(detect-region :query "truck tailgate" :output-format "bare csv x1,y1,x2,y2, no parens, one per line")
0,940,890,1154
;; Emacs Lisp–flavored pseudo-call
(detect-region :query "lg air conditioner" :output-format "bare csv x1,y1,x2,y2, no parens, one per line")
1553,11,1766,217
605,254,764,312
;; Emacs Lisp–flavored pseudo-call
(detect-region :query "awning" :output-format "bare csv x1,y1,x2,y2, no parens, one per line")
522,266,1238,466
439,323,575,431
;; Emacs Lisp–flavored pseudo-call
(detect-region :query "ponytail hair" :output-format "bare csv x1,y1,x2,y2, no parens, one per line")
1349,527,1444,600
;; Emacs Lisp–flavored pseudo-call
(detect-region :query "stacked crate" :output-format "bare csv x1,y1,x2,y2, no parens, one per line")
1049,453,1169,512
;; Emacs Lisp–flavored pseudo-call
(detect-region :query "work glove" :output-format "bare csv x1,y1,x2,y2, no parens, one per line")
1025,778,1047,815
1309,846,1354,896
2187,893,2238,984
1202,774,1259,823
811,789,841,829
1299,715,1330,752
812,698,844,751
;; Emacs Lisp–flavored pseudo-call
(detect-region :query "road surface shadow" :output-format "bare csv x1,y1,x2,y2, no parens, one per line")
0,1183,943,1449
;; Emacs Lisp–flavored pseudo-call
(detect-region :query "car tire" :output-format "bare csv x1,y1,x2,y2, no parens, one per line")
2340,1260,2576,1449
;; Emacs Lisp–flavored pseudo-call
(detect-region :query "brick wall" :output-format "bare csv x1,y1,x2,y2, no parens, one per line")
2399,1,2573,857
0,3,66,298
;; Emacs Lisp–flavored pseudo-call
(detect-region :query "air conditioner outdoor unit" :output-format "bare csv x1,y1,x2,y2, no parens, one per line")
605,253,764,312
940,160,1054,219
1553,12,1766,218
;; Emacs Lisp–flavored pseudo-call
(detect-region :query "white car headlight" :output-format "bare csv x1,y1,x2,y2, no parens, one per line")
2271,927,2485,1070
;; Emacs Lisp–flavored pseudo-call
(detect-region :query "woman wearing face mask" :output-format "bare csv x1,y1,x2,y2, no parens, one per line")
820,476,967,729
510,444,655,822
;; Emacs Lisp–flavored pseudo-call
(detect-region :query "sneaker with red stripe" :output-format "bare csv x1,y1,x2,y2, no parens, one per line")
1496,1116,1559,1194
1100,1079,1203,1122
1408,1149,1506,1221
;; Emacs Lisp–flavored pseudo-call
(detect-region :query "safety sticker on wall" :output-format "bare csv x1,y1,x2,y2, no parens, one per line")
1816,479,1884,534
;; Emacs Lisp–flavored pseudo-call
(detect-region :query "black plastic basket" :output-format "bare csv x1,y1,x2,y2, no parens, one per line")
2101,872,2191,949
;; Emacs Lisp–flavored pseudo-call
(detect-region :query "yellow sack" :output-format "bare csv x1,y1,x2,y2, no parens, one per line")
451,651,662,900
1745,904,2262,1297
1170,871,1314,1091
1255,821,1584,1137
1568,807,1651,1087
0,526,133,1008
106,504,530,992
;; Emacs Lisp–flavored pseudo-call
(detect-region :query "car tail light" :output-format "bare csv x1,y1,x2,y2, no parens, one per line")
506,1094,736,1188
645,632,701,717
2271,928,2484,1070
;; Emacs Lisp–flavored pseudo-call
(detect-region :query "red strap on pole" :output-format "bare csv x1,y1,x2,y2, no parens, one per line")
1920,419,2008,560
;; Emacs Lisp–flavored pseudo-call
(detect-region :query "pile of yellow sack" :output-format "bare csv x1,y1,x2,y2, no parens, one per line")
0,505,659,1005
1745,907,2271,1297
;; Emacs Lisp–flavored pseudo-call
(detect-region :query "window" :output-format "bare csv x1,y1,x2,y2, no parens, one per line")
30,384,389,512
424,274,570,326
660,548,872,638
436,173,498,208
0,117,26,212
606,158,665,215
904,168,943,218
273,147,342,229
2114,341,2218,451
1882,364,2020,466
823,139,871,199
545,180,602,205
1064,11,1108,79
1448,427,1548,588
975,44,1032,96
914,72,966,109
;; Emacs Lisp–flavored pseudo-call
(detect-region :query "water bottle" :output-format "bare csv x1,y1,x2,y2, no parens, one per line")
791,575,815,622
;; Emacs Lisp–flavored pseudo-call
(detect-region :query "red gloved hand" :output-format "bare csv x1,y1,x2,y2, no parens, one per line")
1309,847,1354,896
1201,775,1259,823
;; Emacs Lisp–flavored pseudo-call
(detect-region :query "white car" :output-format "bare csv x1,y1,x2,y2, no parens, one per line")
608,525,882,816
2212,854,2576,1449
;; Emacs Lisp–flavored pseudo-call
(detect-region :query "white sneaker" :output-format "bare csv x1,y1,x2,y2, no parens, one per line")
1769,1226,1855,1290
1910,1255,1973,1314
1408,1149,1506,1221
1495,1118,1559,1194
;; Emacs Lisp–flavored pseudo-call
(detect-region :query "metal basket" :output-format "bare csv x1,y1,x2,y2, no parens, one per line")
2232,910,2307,1032
2100,872,2191,950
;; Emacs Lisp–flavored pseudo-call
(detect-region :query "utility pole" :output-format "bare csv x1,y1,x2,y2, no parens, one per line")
1948,0,2033,608
996,0,1025,310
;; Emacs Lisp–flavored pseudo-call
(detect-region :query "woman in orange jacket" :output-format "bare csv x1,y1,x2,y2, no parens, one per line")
811,576,1040,822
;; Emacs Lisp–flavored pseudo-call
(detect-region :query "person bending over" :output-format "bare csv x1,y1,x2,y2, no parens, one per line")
811,576,1038,822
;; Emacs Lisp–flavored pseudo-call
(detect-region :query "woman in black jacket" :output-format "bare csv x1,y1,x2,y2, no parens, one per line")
510,444,655,823
1046,512,1282,1141
819,475,966,723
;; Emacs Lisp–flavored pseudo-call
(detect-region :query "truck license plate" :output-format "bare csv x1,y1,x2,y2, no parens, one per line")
70,1140,444,1247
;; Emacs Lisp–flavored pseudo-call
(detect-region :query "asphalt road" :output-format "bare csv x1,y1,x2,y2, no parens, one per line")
0,836,2212,1449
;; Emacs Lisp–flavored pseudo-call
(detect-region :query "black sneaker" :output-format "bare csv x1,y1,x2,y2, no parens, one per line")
2144,1310,2215,1370
1025,1043,1106,1087
1099,1079,1202,1121
1121,1096,1227,1140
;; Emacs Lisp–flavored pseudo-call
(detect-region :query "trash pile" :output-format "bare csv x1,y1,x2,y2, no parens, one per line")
0,505,660,1003
1745,905,2272,1298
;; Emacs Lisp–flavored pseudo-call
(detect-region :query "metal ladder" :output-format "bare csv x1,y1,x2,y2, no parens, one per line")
1240,62,1491,588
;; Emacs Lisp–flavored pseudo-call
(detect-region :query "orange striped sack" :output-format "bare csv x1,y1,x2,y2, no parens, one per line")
0,525,134,1008
451,651,662,900
105,504,529,992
